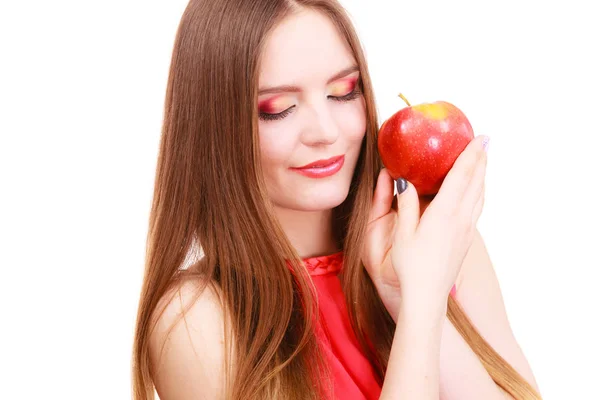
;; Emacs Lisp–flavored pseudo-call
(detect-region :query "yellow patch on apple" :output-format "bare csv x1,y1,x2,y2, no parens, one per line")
412,103,448,120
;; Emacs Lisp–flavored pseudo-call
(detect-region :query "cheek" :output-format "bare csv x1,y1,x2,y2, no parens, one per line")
258,123,298,168
336,98,367,143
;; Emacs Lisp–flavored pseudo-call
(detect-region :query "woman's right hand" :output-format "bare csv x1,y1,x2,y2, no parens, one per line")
391,135,489,310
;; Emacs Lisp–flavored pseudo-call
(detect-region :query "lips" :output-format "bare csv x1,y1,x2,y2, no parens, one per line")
295,155,344,169
290,155,345,178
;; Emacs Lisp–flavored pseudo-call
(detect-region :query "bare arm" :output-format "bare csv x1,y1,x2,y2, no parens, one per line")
439,315,513,400
148,281,231,400
380,291,512,400
379,299,447,400
377,229,539,400
404,200,539,399
440,229,540,398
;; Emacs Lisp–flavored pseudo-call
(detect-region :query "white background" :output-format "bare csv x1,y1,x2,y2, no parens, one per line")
1,0,598,399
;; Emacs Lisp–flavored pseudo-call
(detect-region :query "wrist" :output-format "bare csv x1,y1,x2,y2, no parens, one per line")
397,293,448,324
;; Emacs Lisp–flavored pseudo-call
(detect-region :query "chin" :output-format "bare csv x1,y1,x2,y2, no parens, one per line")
279,178,352,212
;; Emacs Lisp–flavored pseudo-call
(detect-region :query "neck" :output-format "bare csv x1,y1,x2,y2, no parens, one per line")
273,206,339,259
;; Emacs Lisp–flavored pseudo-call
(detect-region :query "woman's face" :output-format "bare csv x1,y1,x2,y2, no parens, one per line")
257,9,367,212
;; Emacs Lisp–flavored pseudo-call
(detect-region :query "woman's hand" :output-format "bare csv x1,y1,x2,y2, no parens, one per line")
363,135,489,317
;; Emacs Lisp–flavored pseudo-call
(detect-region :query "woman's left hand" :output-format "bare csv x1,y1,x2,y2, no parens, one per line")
362,168,437,320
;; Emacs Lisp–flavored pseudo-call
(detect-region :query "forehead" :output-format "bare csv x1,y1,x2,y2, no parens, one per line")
259,10,356,87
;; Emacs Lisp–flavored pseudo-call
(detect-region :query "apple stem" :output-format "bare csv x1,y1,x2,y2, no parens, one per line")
398,93,411,107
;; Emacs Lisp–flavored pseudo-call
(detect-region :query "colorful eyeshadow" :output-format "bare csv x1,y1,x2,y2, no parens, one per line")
329,76,358,96
258,95,291,113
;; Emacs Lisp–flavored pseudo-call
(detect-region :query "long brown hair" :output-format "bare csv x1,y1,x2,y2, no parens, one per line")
132,0,542,399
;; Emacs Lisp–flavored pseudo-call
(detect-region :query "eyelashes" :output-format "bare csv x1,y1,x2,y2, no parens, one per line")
259,106,296,122
259,85,362,122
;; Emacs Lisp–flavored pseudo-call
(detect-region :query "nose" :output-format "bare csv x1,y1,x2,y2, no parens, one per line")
300,101,340,146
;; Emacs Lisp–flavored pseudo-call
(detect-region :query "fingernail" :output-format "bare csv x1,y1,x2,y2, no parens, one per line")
482,136,490,152
396,178,407,195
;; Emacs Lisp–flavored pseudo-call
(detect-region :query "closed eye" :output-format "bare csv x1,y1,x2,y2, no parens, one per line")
259,83,362,122
328,87,362,102
259,105,296,121
329,77,363,102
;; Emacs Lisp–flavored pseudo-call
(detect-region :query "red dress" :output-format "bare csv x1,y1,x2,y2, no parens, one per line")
300,251,457,400
301,251,382,400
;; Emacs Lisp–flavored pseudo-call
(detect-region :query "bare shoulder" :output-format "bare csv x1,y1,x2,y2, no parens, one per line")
149,278,232,400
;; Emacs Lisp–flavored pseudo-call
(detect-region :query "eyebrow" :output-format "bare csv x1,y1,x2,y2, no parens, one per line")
258,65,360,95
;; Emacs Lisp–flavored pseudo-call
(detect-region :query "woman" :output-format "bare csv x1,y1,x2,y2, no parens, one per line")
132,0,542,399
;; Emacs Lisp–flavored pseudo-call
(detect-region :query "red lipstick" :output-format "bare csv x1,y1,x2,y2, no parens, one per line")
290,155,345,178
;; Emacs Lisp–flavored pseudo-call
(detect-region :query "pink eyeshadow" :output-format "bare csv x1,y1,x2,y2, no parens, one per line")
330,76,358,95
258,95,289,113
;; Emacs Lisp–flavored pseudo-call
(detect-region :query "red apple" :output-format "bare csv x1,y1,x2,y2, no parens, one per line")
377,94,475,196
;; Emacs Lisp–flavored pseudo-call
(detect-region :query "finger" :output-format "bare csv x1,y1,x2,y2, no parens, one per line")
368,168,395,224
394,178,420,242
471,183,485,226
461,149,487,213
435,135,488,212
